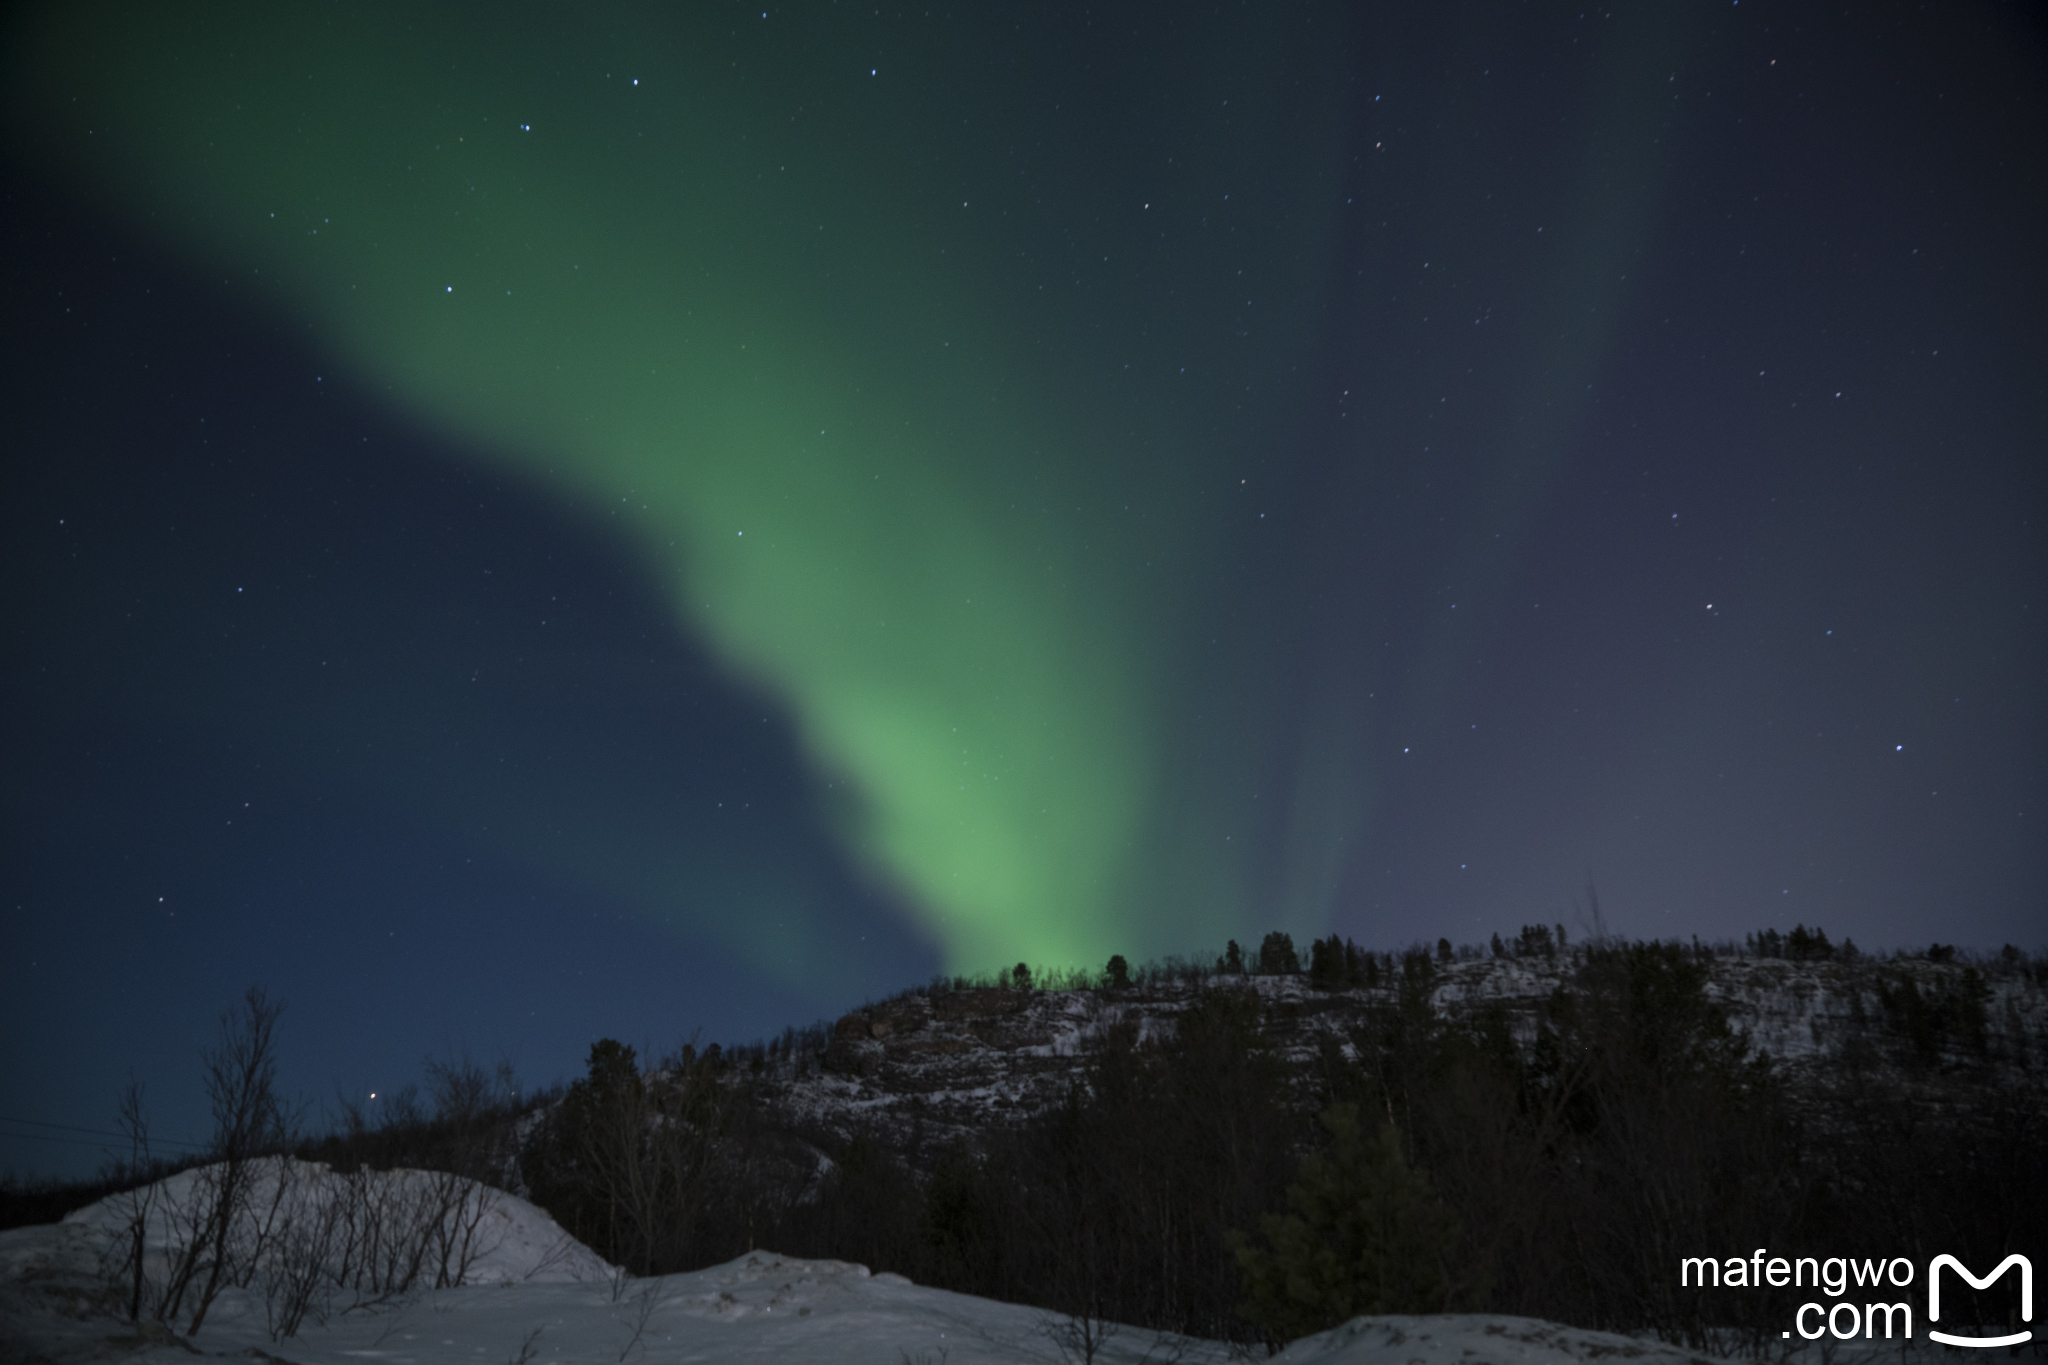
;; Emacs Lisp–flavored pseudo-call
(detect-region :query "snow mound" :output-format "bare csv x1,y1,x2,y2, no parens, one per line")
56,1156,614,1285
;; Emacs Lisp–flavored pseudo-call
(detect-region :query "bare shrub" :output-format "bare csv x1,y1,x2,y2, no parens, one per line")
1041,1306,1119,1364
90,988,510,1342
132,987,290,1336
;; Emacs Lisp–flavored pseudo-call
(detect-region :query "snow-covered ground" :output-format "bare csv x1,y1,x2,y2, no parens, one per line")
1276,1316,1722,1365
0,1198,1720,1365
0,1164,1988,1365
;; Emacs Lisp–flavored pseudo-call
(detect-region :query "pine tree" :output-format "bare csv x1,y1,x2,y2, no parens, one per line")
1258,931,1301,975
523,1039,649,1266
1233,1104,1478,1342
1308,936,1346,990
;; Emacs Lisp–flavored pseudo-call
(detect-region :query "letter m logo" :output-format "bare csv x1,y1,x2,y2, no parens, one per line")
1929,1254,2033,1349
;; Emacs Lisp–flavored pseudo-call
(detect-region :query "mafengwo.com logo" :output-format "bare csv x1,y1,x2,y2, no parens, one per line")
1680,1250,2032,1347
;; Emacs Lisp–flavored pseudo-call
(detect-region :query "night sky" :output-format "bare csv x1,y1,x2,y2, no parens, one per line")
4,3,2042,1178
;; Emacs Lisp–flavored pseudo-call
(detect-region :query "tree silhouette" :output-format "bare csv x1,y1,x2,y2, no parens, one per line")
1234,1104,1476,1342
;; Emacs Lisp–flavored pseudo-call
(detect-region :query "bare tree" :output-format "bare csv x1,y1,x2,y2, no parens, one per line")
1040,1307,1119,1365
616,1275,667,1361
104,1078,160,1321
533,1040,723,1276
180,987,288,1335
258,1156,345,1338
424,1052,522,1185
88,989,524,1344
508,1324,545,1365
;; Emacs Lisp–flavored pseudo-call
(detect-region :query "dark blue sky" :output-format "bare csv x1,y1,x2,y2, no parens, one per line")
3,181,933,1172
4,2,2044,1179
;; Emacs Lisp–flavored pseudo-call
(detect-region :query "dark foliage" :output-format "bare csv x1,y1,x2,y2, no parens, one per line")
1749,925,1840,961
1257,932,1301,976
1871,969,1991,1065
1307,935,1376,990
1233,1103,1479,1343
947,989,1305,1337
756,938,2041,1349
519,1039,733,1273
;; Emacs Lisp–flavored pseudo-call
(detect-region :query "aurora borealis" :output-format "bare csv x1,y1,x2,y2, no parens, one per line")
4,3,2042,1174
12,3,1371,976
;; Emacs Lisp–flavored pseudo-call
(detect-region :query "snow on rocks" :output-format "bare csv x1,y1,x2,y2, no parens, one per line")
760,953,2045,1169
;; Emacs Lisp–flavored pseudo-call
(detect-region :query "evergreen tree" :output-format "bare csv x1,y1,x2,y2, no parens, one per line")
1342,938,1371,987
1785,924,1833,961
1234,1104,1477,1342
1308,936,1347,990
1258,932,1301,975
522,1040,643,1262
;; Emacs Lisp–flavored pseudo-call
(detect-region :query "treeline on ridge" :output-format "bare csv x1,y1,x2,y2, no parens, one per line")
7,931,2042,1355
518,932,2043,1352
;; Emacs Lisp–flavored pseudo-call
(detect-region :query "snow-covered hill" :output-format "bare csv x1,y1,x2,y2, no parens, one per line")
744,951,2045,1162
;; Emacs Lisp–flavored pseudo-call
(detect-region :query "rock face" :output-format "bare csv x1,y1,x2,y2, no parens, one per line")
741,952,2046,1168
811,983,1109,1123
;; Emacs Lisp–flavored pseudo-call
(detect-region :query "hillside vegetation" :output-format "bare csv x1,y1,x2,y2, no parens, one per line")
10,931,2043,1355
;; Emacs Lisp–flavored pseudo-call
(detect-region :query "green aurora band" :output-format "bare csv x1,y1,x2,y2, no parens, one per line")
8,4,1673,981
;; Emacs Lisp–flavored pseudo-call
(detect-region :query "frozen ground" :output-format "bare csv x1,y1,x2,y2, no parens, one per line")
0,1220,1721,1365
0,1166,1985,1365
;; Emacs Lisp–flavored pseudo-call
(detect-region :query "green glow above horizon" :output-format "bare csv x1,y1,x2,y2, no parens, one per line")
9,3,1682,984
8,2,1354,976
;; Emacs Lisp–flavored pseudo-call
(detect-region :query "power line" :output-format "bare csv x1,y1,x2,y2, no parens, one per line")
0,1129,138,1152
0,1115,142,1139
0,1115,210,1151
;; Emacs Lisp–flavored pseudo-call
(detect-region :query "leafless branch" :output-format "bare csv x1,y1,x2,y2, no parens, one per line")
509,1323,545,1365
616,1275,667,1361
